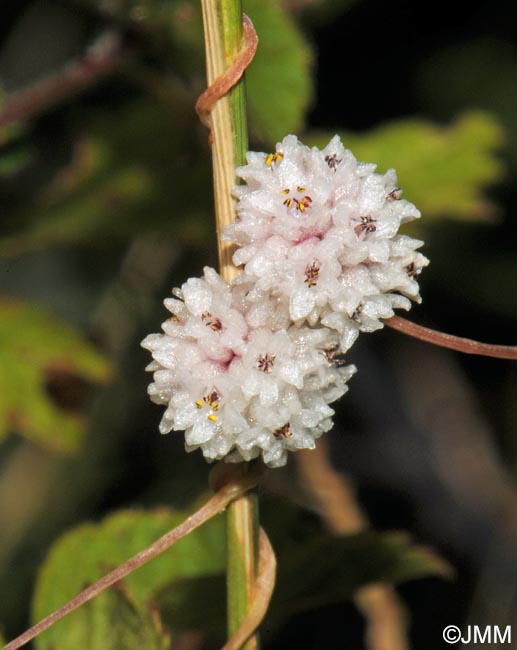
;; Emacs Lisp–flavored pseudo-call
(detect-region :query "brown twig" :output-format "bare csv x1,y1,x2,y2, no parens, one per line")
298,440,408,650
355,585,409,650
195,14,258,131
0,31,126,131
385,315,517,360
3,468,260,650
222,528,277,650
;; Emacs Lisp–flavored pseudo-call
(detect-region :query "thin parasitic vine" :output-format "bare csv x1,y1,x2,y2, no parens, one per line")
385,315,517,359
196,14,258,131
3,464,266,650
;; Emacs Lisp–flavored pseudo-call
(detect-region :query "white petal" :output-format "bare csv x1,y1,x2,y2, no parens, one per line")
290,290,317,321
186,418,215,444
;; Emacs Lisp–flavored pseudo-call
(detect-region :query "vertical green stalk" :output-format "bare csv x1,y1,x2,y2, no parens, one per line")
226,483,259,648
221,0,249,166
199,1,259,647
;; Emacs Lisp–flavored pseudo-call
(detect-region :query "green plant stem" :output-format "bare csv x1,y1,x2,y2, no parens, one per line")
3,474,256,650
221,0,249,168
198,1,259,648
226,484,259,647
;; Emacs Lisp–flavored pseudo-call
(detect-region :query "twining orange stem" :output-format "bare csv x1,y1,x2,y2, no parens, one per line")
3,472,259,650
385,315,517,360
222,528,277,650
195,14,258,131
196,8,262,649
3,14,266,650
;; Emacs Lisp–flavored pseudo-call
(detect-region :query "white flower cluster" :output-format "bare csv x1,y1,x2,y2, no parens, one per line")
142,135,428,467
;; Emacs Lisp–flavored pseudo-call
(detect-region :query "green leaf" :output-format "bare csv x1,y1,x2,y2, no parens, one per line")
0,102,212,255
0,3,314,253
261,498,450,626
244,0,313,144
155,501,450,637
156,574,226,635
110,0,315,144
0,300,112,452
76,0,314,142
416,38,517,173
62,585,172,650
32,506,225,649
156,530,449,637
0,166,155,255
271,530,451,620
261,500,451,625
306,111,504,221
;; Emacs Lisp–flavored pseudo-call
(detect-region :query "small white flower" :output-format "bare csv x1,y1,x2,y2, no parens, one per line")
143,134,427,468
142,269,355,467
226,134,427,339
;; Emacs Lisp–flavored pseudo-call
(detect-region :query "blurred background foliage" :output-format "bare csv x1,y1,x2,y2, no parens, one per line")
0,0,516,649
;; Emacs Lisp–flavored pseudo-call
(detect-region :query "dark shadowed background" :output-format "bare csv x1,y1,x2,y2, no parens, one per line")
0,1,516,649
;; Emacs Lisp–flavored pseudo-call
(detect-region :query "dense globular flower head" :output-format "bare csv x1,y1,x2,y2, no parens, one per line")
142,267,356,467
225,135,428,351
142,134,427,468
